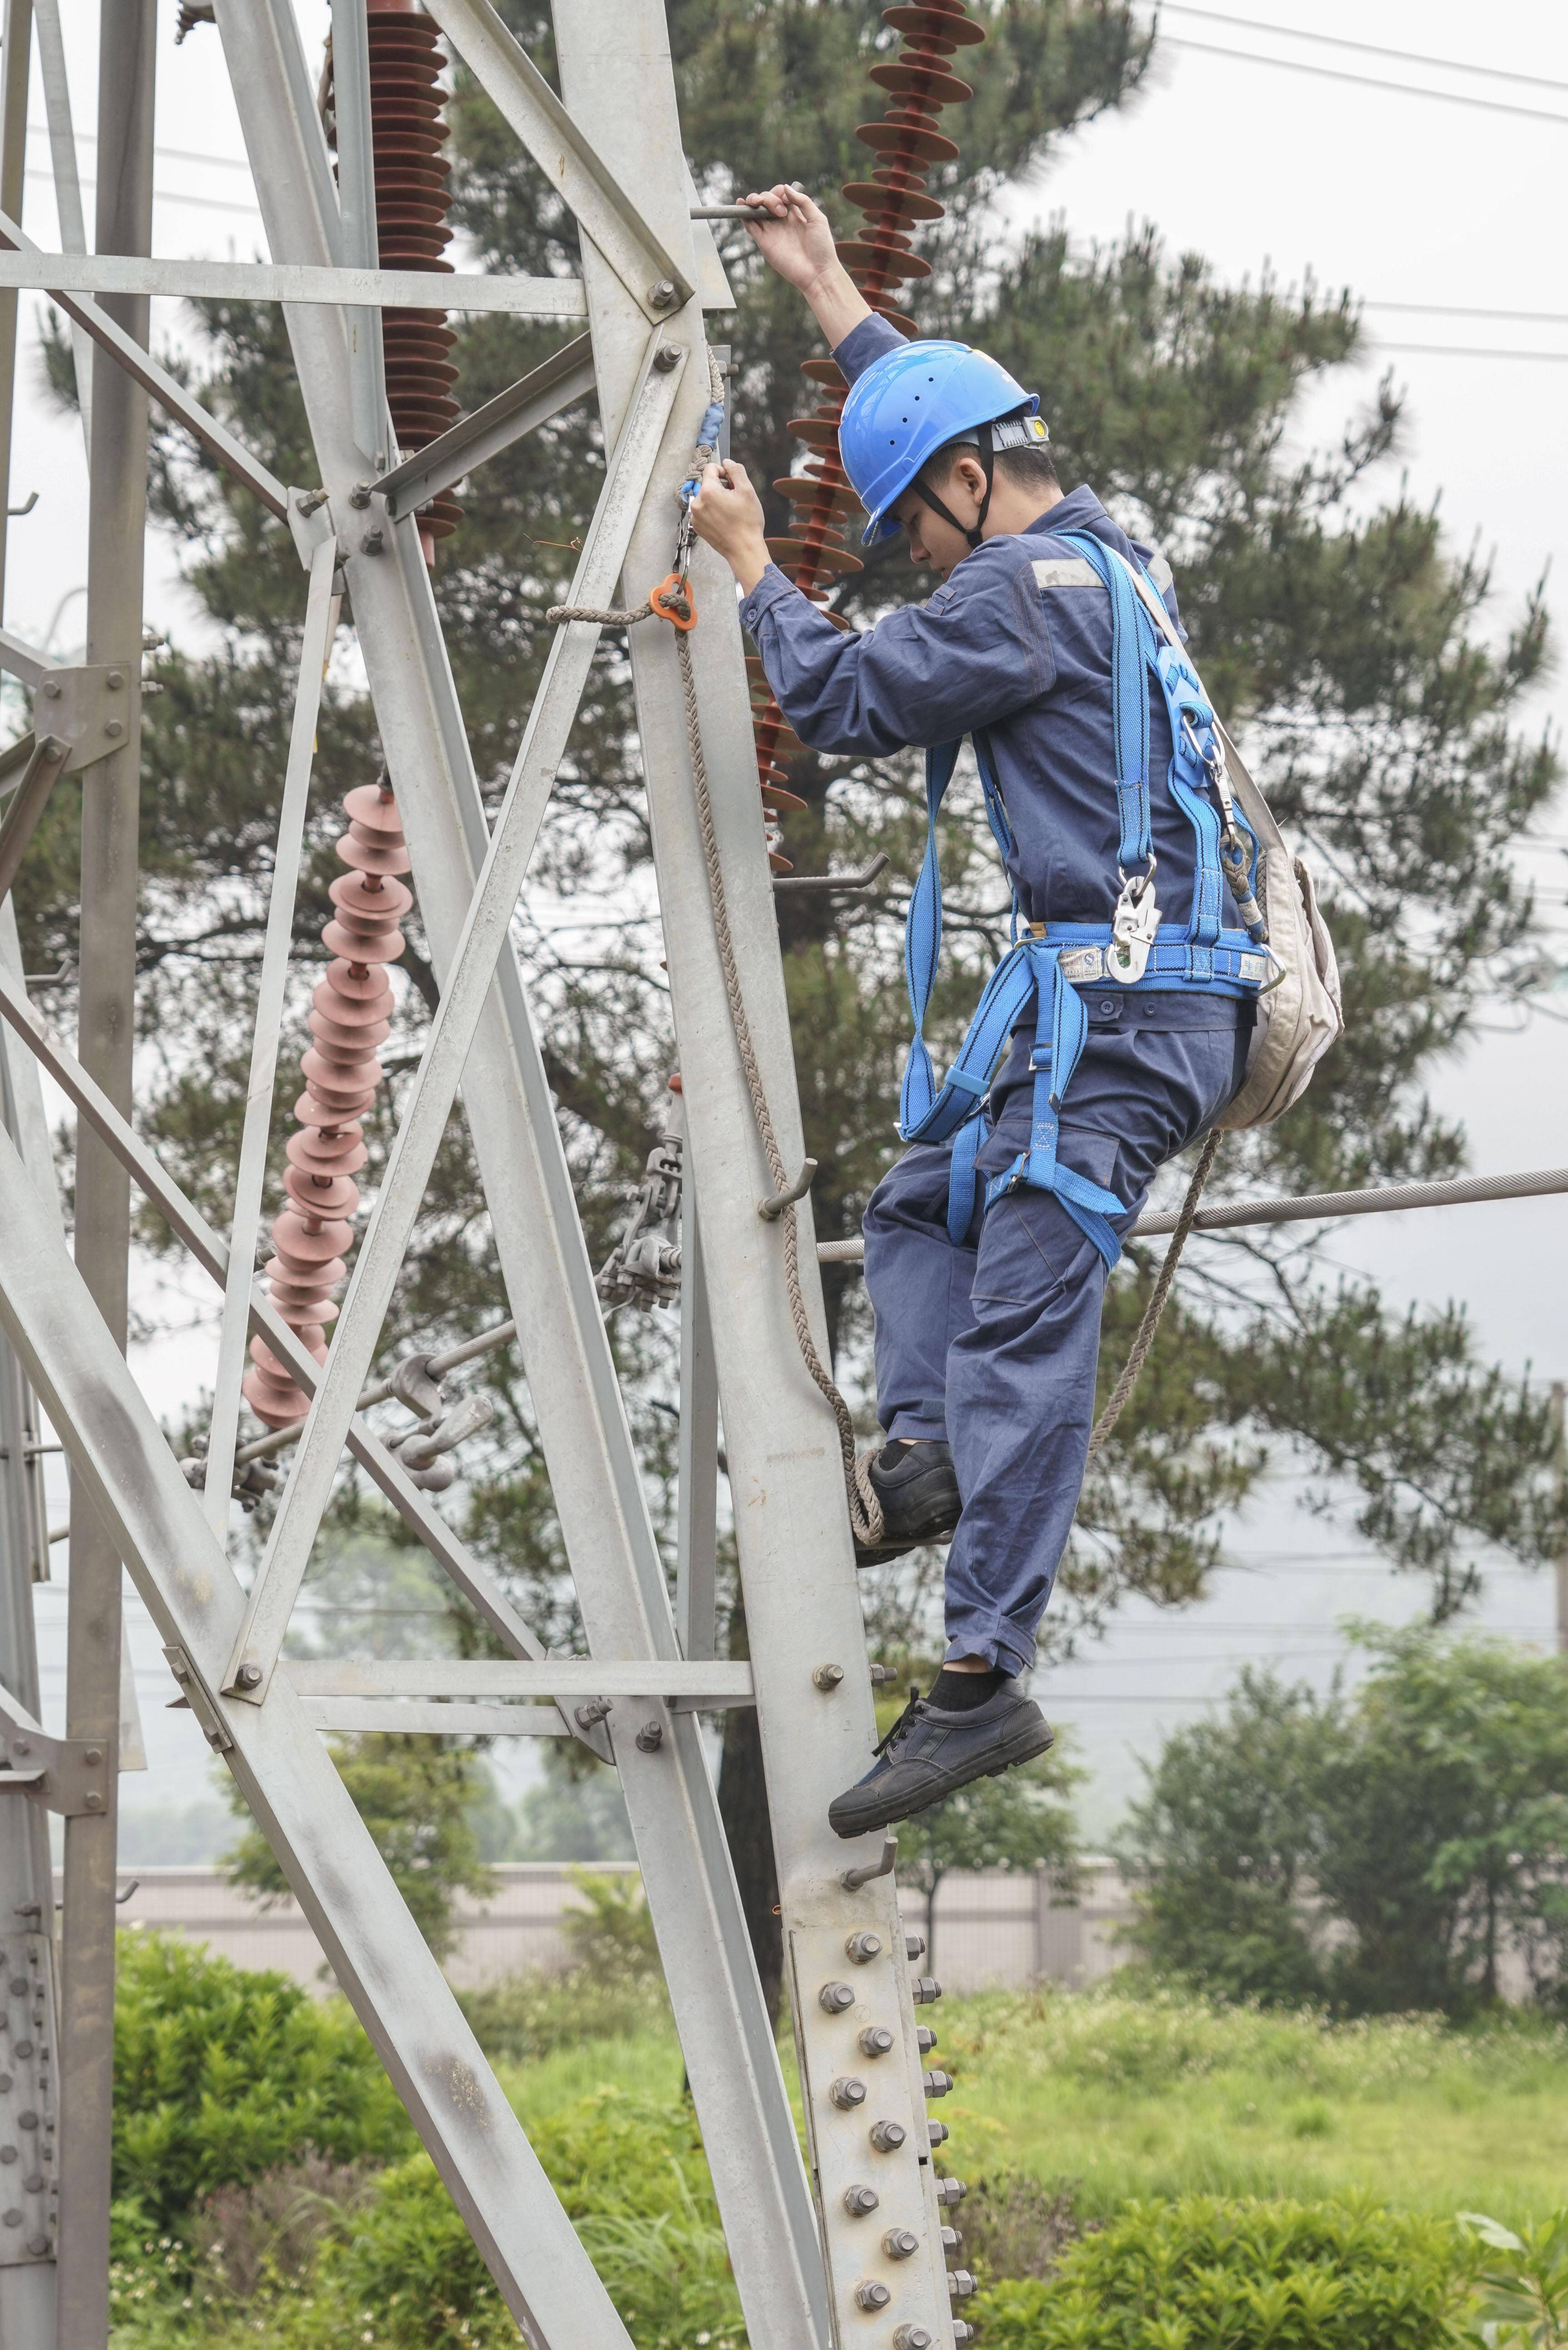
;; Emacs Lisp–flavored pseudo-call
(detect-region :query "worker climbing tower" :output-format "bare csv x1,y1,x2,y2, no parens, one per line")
0,3,979,2345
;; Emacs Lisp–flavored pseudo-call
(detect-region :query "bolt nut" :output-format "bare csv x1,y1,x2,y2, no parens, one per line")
40,681,60,699
84,1748,102,1767
236,1664,263,1690
361,527,385,555
869,2119,906,2153
905,1932,926,1960
923,2069,953,2098
842,2183,879,2216
941,2224,962,2252
952,2326,976,2345
26,2233,48,2256
10,1742,26,1758
854,2280,892,2311
858,2025,895,2059
104,719,124,739
634,1720,663,1752
819,1980,855,2014
910,1976,941,2004
928,2119,949,2147
812,1662,844,1691
648,278,678,309
895,2329,935,2350
653,341,682,371
84,1792,103,1811
934,2177,966,2207
106,669,125,689
916,2026,938,2053
882,2226,920,2260
349,482,374,508
845,1930,882,1965
948,2270,977,2299
575,1698,613,1730
868,1662,897,1684
829,2076,867,2110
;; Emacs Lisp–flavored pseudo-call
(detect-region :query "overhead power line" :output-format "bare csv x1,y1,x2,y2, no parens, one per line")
27,123,255,174
1364,300,1568,326
1379,343,1568,363
1161,37,1568,126
1158,6,1568,94
24,169,260,219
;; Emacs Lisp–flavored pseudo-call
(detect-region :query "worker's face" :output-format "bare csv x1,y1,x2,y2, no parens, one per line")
889,452,986,580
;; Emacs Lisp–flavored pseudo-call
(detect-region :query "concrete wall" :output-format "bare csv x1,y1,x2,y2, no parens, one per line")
95,1862,1133,1994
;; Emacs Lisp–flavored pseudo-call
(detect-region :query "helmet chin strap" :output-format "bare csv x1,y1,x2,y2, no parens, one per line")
914,419,996,552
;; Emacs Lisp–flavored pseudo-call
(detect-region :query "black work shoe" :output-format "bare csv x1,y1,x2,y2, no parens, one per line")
828,1679,1054,1840
854,1439,961,1567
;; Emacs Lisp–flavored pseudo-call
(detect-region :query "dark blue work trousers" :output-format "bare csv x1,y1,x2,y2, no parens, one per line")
864,999,1249,1679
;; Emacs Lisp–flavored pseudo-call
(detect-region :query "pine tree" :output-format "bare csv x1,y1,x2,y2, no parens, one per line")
20,1,1564,2006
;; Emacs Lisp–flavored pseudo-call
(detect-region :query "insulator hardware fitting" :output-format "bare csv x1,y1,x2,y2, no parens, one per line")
928,2120,949,2147
923,2070,953,2098
910,1977,941,2004
916,2027,938,2054
842,2183,879,2216
854,2280,892,2311
869,2119,906,2153
905,1932,926,1960
941,2224,962,2252
829,2076,867,2110
819,1980,855,2014
948,2270,977,2299
882,2227,920,2260
894,2329,935,2350
653,341,682,371
858,2025,895,2058
812,1662,845,1691
845,1930,882,1965
648,278,679,309
634,1720,663,1752
934,2177,967,2207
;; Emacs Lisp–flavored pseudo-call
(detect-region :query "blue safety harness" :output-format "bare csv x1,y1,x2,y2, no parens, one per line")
898,532,1273,1263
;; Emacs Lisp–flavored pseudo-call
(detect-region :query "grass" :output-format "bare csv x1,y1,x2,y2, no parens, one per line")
484,1983,1568,2229
934,1985,1568,2226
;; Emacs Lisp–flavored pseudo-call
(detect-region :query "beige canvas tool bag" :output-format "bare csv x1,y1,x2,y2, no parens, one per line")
1118,553,1344,1130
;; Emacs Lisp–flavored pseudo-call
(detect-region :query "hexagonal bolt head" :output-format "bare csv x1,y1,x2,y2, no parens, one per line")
941,2224,962,2253
882,2227,920,2260
853,2280,892,2311
845,1930,882,1965
905,1932,925,1960
812,1662,845,1691
829,2075,867,2110
894,2328,935,2350
235,1664,263,1690
869,2119,906,2153
858,2025,895,2059
947,2270,977,2299
818,1980,855,2014
653,341,682,371
934,2176,967,2207
633,1720,663,1752
927,2119,949,2147
910,1976,942,2004
842,2183,879,2216
648,278,679,309
922,2069,953,2098
916,2026,938,2053
952,2326,976,2346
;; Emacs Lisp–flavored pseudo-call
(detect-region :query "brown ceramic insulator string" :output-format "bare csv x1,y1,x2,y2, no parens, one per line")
750,0,987,869
243,779,414,1430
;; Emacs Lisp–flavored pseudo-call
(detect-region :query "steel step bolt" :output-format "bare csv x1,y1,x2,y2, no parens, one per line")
881,2226,920,2260
819,1980,855,2014
842,2183,880,2216
858,2025,895,2058
845,1931,882,1964
934,2177,967,2207
854,2280,892,2311
830,2076,868,2110
910,1977,941,2004
948,2270,977,2299
894,2328,935,2350
869,2118,906,2153
922,2069,953,2098
916,2026,938,2053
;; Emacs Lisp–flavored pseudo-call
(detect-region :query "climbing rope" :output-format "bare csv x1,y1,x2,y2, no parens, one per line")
544,347,886,1548
1084,1128,1221,1465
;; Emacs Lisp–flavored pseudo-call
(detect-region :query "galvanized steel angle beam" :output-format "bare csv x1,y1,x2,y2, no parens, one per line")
0,1135,637,2349
221,331,686,1703
213,17,848,2340
377,331,597,520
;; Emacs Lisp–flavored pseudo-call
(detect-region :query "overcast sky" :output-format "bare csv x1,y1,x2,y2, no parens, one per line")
9,1,1566,1838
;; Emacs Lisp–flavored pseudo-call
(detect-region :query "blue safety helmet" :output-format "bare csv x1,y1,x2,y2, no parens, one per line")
838,339,1045,547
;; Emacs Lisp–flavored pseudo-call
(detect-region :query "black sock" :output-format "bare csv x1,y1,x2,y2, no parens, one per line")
929,1666,1006,1712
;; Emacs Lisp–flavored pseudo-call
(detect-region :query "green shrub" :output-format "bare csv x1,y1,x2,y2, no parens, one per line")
322,2088,746,2349
971,2196,1478,2348
114,1930,411,2231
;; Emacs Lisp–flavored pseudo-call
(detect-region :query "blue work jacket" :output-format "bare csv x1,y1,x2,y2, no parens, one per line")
740,313,1196,934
